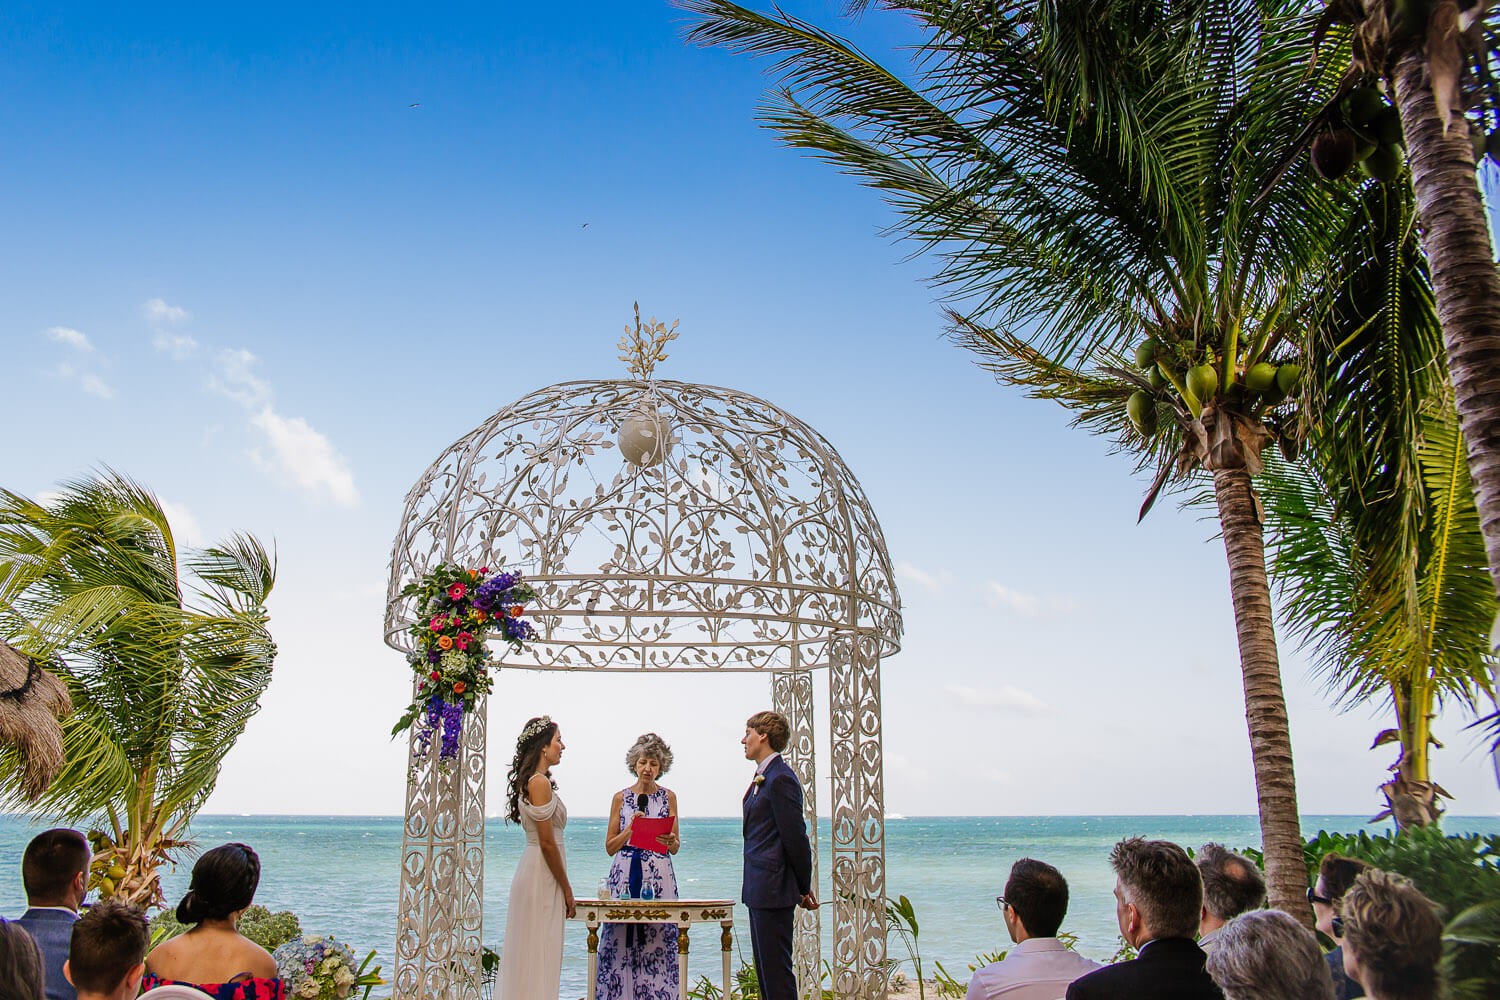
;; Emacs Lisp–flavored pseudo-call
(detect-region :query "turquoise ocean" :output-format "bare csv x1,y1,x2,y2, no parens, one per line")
4,814,1498,998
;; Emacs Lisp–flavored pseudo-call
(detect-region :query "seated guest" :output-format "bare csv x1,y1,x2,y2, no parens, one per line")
0,918,47,1000
62,901,147,1000
1339,870,1443,1000
143,844,283,1000
1194,843,1264,952
1204,910,1335,1000
966,858,1099,1000
1065,838,1223,1000
14,829,91,1000
1309,853,1372,1000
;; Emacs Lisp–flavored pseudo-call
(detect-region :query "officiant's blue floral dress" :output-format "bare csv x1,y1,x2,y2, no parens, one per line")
596,786,679,1000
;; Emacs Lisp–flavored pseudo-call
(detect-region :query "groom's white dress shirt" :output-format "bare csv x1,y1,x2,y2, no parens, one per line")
965,938,1101,1000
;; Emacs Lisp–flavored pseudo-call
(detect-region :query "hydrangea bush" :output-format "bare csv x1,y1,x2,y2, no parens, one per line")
149,904,301,951
272,935,383,1000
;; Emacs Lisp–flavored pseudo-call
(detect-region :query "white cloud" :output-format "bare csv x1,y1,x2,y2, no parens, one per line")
200,339,361,508
896,561,949,594
249,406,360,508
47,326,93,352
153,330,199,360
159,499,207,548
210,348,272,407
944,682,1050,716
984,581,1076,618
79,374,114,399
53,362,113,399
144,298,191,325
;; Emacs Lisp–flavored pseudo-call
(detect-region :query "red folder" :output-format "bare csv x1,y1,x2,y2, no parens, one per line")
628,816,674,852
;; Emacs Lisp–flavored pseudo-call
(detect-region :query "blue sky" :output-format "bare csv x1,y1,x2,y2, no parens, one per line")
4,1,1498,821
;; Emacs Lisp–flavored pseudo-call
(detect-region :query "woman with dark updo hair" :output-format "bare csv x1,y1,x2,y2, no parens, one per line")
497,715,574,1000
142,844,283,1000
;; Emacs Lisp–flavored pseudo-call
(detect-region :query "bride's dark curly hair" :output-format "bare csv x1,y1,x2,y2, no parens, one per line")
506,716,559,824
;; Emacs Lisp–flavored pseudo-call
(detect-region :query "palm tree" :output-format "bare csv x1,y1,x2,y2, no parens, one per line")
1311,2,1500,604
683,0,1355,919
0,471,277,908
1260,181,1496,827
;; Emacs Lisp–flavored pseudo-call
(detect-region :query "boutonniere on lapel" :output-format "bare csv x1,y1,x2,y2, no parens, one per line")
752,774,765,795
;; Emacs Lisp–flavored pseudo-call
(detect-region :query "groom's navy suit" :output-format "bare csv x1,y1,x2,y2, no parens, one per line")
743,753,813,1000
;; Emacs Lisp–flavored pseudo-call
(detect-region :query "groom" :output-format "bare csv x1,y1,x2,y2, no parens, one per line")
742,710,817,1000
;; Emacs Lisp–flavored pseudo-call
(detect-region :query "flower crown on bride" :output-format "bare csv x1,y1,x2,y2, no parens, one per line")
520,715,554,744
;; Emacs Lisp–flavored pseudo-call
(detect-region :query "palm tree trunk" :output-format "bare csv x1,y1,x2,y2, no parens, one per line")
1212,465,1310,925
1391,52,1500,610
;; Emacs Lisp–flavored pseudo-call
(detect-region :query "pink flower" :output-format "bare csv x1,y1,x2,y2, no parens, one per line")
430,615,448,630
455,631,473,651
448,582,467,600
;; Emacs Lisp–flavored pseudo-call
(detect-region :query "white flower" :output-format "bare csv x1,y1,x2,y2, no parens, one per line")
297,979,320,999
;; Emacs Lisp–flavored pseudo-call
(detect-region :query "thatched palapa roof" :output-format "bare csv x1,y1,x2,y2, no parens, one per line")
0,640,72,800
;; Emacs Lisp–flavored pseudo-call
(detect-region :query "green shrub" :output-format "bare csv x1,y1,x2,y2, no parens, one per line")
148,904,303,952
1300,828,1500,1000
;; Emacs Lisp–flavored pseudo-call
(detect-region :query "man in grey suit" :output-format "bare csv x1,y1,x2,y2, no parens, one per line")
741,710,817,1000
15,828,91,1000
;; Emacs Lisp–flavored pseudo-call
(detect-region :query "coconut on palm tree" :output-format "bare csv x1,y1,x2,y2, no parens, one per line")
683,0,1358,920
0,471,277,908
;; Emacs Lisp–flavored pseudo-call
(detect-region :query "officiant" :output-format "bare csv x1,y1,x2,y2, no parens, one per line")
596,732,682,1000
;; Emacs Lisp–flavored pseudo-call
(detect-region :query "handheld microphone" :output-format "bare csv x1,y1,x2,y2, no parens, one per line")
636,792,649,813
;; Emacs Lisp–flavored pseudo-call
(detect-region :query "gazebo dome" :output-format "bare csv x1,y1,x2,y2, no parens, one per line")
385,378,902,671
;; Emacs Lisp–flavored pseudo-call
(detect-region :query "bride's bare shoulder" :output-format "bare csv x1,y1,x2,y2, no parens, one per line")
526,772,553,804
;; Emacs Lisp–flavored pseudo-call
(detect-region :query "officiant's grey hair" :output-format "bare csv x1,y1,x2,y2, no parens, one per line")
626,732,674,775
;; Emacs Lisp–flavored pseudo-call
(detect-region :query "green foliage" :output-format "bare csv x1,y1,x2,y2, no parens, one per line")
149,904,303,951
0,471,277,907
1260,178,1495,823
1299,828,1500,997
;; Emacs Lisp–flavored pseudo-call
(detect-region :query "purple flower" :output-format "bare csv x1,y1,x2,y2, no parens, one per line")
413,695,444,758
440,700,464,759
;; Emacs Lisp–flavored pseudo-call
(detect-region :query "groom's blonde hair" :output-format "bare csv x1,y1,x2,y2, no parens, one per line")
746,710,791,752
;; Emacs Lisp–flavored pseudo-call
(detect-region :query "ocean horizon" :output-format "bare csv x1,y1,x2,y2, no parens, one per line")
5,813,1498,998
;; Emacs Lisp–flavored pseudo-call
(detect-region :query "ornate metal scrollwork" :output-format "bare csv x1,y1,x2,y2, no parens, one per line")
389,378,902,999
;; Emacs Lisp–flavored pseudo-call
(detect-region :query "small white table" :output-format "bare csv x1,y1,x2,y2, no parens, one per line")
569,897,736,1000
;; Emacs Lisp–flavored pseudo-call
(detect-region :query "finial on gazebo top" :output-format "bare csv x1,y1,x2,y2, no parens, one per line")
617,302,679,380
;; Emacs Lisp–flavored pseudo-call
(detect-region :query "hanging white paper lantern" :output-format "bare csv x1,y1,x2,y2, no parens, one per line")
618,407,669,466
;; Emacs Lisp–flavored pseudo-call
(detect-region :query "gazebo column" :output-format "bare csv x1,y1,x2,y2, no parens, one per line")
828,631,887,999
773,669,820,1000
395,690,487,1000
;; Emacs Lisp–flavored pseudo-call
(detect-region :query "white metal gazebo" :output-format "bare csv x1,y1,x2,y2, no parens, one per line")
386,375,902,999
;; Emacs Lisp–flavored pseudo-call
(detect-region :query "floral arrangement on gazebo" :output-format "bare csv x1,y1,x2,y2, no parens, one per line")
391,564,534,761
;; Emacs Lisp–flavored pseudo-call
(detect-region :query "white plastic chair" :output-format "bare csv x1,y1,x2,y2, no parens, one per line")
139,986,217,1000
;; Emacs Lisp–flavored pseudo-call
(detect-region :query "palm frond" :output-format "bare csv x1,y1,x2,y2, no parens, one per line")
0,472,277,823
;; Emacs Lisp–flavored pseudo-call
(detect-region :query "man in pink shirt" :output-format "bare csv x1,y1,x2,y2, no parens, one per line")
967,859,1100,1000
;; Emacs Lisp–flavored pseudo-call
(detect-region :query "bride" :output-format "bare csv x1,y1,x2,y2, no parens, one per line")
499,715,576,999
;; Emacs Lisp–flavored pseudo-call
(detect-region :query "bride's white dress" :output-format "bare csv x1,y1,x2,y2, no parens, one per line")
499,789,568,999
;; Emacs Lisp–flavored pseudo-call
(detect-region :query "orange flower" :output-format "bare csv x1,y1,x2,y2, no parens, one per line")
437,635,454,650
475,610,487,624
453,681,467,694
509,605,524,618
